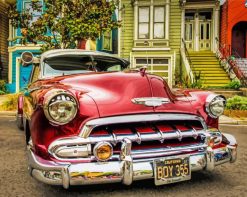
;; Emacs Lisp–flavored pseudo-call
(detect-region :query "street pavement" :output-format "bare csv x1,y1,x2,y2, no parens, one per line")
0,116,246,197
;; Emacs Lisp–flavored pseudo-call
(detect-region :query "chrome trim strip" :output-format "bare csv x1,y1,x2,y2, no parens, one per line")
49,130,207,156
79,113,207,138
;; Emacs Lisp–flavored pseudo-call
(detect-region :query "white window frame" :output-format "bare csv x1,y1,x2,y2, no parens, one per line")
134,0,170,40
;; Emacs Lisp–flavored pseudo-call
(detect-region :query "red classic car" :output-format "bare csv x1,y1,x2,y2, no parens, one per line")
17,49,237,189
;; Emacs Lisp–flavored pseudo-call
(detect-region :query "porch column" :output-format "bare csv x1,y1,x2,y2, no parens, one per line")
195,11,199,51
213,4,220,52
165,0,170,40
134,1,138,40
181,7,185,47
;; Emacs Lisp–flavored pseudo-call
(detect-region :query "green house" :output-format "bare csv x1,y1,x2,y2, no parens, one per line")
119,0,230,87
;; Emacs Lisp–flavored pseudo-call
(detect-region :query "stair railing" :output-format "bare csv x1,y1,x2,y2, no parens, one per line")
215,37,247,86
181,38,194,83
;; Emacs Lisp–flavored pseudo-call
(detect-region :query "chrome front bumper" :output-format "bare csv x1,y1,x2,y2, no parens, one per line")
27,140,237,189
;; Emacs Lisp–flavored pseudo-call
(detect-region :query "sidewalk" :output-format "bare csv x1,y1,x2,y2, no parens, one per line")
219,115,247,125
0,95,16,116
0,95,8,105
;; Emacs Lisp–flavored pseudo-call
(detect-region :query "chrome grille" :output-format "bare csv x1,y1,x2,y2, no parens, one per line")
89,120,207,155
49,114,209,161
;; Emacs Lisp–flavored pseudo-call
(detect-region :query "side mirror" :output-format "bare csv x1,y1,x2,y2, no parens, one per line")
20,51,40,66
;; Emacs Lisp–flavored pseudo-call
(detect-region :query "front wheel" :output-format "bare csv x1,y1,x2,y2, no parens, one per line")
16,112,24,130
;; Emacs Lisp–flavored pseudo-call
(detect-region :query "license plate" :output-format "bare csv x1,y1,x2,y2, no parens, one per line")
154,155,191,185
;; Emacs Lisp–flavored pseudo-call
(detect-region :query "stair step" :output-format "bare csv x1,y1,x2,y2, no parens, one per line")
197,73,229,77
192,65,222,68
201,80,231,84
204,84,230,88
193,70,227,74
193,68,224,71
200,77,230,80
189,54,215,57
191,62,221,65
190,57,219,62
204,83,229,86
189,54,216,59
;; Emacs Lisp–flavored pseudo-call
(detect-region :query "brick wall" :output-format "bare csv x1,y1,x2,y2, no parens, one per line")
220,1,228,49
0,3,9,81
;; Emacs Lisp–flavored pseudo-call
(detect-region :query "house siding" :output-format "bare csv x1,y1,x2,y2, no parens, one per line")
169,0,181,80
119,3,134,59
120,0,182,86
0,2,9,81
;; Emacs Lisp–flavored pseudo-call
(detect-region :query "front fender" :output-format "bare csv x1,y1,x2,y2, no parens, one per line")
16,94,24,130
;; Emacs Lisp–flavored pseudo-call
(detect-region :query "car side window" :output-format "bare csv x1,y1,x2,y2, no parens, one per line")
106,65,122,72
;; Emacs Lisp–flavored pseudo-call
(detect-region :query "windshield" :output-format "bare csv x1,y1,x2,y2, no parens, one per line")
42,55,126,78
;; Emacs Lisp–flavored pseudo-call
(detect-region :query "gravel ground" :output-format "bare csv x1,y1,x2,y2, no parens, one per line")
0,116,246,197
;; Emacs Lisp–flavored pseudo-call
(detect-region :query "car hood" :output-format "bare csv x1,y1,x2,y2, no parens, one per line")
42,72,195,117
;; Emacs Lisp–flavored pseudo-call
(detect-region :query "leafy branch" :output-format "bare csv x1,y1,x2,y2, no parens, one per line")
7,0,121,52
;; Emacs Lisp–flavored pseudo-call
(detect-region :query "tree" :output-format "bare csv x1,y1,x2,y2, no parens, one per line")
8,0,120,52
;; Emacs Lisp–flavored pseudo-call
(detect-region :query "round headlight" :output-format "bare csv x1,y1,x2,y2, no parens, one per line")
206,95,226,118
44,91,78,125
93,142,113,161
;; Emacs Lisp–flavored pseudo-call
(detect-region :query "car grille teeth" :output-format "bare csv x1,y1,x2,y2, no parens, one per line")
89,120,207,153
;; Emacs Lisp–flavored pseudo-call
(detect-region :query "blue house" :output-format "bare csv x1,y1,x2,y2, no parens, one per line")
7,0,43,93
7,0,118,93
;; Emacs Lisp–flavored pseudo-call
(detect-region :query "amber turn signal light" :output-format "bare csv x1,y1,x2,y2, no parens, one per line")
93,142,113,161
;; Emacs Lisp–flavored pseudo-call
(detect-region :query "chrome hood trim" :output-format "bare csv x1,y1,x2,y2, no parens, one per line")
131,97,170,107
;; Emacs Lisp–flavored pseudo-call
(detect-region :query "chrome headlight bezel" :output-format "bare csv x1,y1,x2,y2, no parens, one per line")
205,94,226,118
43,90,78,125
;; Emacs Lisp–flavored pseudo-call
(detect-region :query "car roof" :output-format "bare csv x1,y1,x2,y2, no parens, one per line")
40,49,130,66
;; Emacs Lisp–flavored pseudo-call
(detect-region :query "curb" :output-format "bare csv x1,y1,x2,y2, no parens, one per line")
219,115,247,126
219,121,247,125
0,111,16,116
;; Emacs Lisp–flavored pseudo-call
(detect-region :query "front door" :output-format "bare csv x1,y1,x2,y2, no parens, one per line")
199,21,211,50
184,12,195,51
185,22,194,50
184,11,212,51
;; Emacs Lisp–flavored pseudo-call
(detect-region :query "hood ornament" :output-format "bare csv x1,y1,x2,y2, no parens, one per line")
131,97,170,107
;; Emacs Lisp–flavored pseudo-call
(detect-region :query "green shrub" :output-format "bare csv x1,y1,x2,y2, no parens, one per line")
225,80,241,90
0,80,7,93
225,95,247,110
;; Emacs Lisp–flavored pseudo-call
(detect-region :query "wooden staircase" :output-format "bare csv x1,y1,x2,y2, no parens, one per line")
189,51,231,87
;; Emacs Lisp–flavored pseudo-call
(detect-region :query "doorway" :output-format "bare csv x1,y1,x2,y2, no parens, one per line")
232,22,247,58
184,11,212,51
